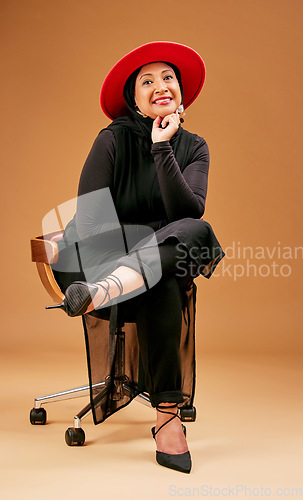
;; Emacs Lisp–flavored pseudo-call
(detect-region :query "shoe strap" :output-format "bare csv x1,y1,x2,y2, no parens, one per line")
154,404,181,437
107,274,124,295
96,274,124,306
97,281,111,306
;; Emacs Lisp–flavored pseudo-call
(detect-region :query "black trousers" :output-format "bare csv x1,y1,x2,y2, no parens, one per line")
112,241,197,407
54,240,197,407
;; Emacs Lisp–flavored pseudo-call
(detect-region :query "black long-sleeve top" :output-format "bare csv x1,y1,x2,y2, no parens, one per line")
75,129,209,242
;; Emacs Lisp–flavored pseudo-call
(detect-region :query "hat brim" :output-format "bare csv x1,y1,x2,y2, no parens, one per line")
100,41,206,120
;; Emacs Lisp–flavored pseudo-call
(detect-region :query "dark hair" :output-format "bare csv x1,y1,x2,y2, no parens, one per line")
123,61,183,112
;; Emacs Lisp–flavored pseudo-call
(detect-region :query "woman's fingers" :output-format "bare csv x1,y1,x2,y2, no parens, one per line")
162,113,174,127
152,111,180,143
161,111,179,128
153,115,162,128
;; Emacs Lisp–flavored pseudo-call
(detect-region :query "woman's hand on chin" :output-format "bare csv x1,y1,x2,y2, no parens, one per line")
152,111,180,143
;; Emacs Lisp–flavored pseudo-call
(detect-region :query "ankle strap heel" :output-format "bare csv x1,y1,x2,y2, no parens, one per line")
151,403,191,474
46,273,124,317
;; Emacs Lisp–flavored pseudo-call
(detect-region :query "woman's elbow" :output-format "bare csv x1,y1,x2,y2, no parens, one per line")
196,200,205,218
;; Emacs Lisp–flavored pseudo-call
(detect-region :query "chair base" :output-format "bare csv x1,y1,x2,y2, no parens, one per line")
30,380,152,445
30,382,196,446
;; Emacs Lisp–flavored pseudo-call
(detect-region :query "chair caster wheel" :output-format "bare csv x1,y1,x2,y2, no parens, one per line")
180,406,196,422
30,407,47,425
65,427,85,446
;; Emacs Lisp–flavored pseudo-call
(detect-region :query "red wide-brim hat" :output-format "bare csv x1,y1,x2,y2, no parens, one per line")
100,41,206,120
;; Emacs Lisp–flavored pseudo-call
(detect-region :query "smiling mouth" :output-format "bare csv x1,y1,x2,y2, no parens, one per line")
153,98,173,105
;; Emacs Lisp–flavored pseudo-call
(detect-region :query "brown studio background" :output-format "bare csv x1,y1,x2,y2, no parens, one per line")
1,0,302,358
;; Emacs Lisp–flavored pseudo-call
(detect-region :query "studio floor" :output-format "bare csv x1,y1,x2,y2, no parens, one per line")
1,351,302,500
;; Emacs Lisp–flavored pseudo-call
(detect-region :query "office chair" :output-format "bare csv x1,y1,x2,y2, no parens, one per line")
29,231,196,446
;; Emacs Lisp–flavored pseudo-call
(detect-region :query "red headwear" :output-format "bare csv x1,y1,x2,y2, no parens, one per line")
100,41,206,120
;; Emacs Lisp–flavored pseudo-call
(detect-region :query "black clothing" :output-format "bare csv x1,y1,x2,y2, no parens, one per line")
77,125,209,224
52,118,225,421
81,274,197,421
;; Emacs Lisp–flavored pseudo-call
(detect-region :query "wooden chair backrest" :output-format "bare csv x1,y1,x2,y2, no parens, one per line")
30,230,64,303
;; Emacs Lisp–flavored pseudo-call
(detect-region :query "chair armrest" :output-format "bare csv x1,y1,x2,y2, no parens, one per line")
31,231,63,265
31,232,65,303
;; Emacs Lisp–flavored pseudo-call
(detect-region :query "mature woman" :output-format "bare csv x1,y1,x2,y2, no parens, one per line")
49,41,225,473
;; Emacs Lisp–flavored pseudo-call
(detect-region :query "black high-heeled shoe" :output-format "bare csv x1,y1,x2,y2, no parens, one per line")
45,274,123,317
151,404,192,474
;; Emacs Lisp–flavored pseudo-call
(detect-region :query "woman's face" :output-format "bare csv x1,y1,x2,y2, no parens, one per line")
134,62,182,119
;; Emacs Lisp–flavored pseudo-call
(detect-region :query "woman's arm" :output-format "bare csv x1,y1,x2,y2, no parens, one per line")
151,136,209,221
